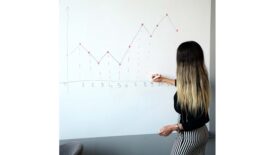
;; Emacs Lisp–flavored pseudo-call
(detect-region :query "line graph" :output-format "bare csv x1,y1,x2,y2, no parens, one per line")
67,12,179,66
61,6,181,87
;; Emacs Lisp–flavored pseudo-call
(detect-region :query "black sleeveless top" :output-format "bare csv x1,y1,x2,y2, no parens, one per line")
174,92,209,131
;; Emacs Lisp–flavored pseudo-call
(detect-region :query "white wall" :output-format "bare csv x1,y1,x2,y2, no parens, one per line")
59,0,211,140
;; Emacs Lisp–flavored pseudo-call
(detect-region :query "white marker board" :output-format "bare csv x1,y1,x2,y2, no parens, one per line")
59,0,211,139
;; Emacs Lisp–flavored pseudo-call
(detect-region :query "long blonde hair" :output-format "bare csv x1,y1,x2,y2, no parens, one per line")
176,41,210,116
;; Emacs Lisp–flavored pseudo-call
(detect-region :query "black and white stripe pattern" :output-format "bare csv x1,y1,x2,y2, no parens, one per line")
170,125,208,155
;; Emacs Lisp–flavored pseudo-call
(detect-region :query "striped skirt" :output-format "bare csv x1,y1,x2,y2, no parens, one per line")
170,125,209,155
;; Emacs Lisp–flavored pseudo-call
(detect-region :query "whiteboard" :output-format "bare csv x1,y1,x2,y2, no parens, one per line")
59,0,211,139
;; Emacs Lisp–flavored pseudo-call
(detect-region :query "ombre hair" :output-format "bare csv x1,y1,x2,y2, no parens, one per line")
176,41,210,116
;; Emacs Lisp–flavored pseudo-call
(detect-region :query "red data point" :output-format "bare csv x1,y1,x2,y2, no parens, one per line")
176,29,179,32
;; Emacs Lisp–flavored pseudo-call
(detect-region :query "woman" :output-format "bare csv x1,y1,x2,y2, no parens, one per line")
152,41,210,155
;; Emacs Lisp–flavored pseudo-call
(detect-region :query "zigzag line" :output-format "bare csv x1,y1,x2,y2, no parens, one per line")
68,13,179,66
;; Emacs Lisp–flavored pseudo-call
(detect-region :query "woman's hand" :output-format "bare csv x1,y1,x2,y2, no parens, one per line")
152,74,163,82
159,124,178,137
152,73,176,86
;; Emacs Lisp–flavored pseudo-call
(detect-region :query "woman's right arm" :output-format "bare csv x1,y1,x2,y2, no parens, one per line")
152,74,176,86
